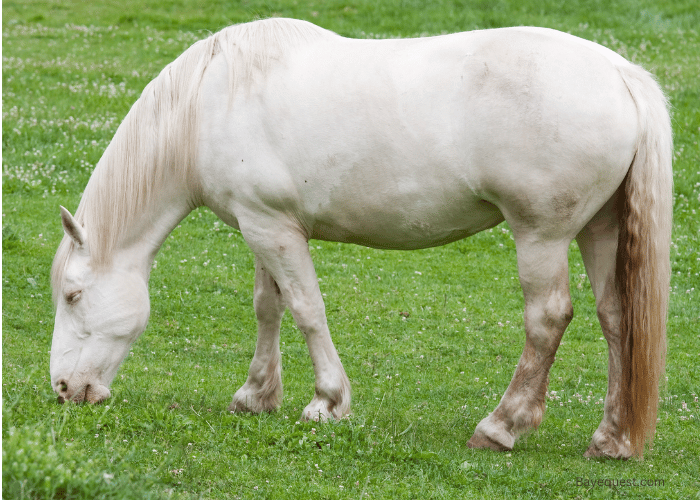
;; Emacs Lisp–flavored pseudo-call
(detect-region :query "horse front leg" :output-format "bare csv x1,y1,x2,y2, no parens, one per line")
468,239,573,451
241,223,351,422
229,257,285,413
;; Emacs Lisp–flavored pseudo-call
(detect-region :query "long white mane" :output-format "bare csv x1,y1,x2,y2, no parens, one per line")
52,18,332,298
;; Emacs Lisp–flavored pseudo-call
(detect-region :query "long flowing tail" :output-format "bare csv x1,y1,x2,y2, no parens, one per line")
615,63,673,458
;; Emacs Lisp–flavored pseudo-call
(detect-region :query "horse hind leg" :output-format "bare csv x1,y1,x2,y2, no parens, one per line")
468,238,573,451
229,257,286,413
576,197,632,459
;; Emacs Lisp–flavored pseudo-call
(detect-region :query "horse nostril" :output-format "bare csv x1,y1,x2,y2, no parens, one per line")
56,380,69,404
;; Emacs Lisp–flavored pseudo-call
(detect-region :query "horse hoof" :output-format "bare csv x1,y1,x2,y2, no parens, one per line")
300,404,333,422
467,416,515,451
229,384,281,414
584,429,632,459
583,441,631,460
228,397,278,414
228,399,253,414
467,431,512,452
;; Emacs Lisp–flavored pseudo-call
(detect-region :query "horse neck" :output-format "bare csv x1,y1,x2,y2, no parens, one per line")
116,185,196,279
81,96,203,278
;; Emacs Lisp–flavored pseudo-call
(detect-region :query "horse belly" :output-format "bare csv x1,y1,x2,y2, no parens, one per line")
310,196,504,249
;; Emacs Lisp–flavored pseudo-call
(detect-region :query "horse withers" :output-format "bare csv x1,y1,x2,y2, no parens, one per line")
50,19,672,458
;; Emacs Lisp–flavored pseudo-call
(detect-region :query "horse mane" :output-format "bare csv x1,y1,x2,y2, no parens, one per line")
52,18,333,300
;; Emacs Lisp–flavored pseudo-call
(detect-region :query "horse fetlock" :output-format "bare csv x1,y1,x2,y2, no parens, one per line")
511,399,546,436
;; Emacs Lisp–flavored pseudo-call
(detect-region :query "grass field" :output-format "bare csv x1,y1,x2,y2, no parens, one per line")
2,0,699,498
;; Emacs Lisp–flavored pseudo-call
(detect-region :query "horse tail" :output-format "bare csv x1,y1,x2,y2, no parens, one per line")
615,63,673,458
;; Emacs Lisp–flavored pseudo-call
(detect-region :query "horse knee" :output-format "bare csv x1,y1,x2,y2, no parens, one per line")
560,300,574,328
287,297,326,335
525,294,573,352
547,289,574,327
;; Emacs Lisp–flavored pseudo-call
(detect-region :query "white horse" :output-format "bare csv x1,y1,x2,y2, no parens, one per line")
50,18,672,458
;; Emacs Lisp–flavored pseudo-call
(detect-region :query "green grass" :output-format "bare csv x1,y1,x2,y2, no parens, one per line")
3,0,699,498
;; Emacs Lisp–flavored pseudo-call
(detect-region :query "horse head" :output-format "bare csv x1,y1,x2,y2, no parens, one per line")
50,207,150,403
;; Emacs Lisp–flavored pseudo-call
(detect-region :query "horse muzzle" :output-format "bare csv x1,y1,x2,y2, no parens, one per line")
54,378,111,404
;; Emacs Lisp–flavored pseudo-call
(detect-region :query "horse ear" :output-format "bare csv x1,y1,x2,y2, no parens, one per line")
60,206,87,248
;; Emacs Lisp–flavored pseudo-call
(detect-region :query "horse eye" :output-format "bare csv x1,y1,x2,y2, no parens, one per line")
66,291,82,304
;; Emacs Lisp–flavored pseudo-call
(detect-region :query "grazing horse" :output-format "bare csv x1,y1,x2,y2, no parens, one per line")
50,18,672,458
